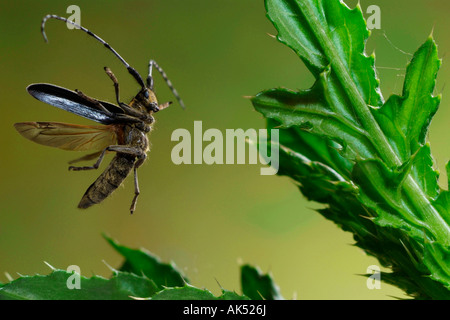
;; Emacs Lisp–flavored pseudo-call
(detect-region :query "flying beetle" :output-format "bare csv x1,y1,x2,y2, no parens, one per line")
14,15,185,214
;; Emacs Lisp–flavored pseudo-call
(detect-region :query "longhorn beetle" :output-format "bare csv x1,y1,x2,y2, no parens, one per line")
14,15,185,214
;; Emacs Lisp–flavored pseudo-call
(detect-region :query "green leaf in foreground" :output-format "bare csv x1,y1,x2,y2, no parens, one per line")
241,265,283,300
149,284,249,300
105,236,269,300
0,269,158,300
104,234,188,290
253,0,450,299
0,236,282,300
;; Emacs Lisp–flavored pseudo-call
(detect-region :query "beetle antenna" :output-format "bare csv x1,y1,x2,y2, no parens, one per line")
148,60,185,109
41,14,146,89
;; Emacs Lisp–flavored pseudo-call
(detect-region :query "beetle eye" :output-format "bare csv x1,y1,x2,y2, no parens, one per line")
144,90,149,99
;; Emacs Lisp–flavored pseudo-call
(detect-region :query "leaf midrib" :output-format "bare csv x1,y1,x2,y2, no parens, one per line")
295,0,450,244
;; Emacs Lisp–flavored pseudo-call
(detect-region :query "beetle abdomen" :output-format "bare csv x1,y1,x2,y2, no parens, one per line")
78,154,135,209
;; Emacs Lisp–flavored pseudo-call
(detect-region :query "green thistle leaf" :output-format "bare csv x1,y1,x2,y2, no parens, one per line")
103,234,188,290
241,264,283,300
253,0,450,298
0,269,158,300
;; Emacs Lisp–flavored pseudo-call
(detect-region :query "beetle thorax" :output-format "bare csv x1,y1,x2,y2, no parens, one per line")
124,125,150,152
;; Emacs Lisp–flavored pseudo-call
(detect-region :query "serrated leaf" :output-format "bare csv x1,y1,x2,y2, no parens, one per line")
387,38,440,151
267,118,353,178
220,290,251,300
241,265,283,300
0,270,158,300
149,284,249,300
254,0,450,298
373,38,441,199
277,141,357,203
104,234,188,290
266,0,383,109
352,158,430,239
432,161,450,227
253,79,378,161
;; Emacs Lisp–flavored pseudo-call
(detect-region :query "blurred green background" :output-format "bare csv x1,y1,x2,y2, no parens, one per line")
0,0,449,300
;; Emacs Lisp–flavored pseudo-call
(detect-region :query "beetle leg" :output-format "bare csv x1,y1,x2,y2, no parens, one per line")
68,148,108,171
68,151,103,165
68,144,146,171
129,167,140,214
129,153,147,214
104,67,144,118
75,89,113,115
104,67,122,106
105,145,146,157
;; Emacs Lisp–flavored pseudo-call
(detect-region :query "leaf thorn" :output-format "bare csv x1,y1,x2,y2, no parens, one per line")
43,261,56,271
4,272,13,282
102,259,118,274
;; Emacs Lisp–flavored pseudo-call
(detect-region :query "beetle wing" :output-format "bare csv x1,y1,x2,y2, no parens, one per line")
27,83,124,124
14,122,120,152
